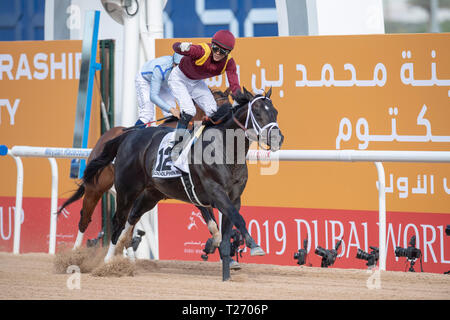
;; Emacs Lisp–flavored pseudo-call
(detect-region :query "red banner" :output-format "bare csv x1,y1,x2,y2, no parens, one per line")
0,197,101,253
158,203,450,273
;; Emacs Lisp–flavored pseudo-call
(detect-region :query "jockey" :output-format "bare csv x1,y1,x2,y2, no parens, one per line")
168,29,241,164
134,52,183,127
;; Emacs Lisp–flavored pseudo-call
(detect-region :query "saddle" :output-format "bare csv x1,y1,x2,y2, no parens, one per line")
152,128,207,207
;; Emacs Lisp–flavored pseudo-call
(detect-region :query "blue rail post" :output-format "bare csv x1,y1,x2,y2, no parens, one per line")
70,10,101,178
0,145,8,156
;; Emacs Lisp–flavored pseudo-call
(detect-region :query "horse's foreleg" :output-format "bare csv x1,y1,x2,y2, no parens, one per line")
213,189,263,252
198,206,221,247
230,197,264,256
209,188,265,280
105,199,134,263
219,215,233,281
120,189,162,261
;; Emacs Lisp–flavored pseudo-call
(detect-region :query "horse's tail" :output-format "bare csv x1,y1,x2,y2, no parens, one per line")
56,183,85,215
83,131,130,185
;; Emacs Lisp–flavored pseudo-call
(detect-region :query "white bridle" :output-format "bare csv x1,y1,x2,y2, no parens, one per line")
244,96,280,141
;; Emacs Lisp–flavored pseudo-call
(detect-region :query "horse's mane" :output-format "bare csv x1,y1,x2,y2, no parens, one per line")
203,88,257,127
204,102,233,127
232,90,252,106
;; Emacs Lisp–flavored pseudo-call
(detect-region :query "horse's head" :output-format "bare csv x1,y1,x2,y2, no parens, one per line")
232,87,284,151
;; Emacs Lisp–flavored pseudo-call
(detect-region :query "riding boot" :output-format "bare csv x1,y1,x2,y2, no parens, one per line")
170,111,193,163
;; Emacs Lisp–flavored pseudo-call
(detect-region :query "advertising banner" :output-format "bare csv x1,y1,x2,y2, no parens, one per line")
0,40,102,253
155,33,450,273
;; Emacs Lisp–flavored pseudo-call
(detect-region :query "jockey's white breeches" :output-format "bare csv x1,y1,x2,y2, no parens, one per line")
167,66,217,117
135,73,174,123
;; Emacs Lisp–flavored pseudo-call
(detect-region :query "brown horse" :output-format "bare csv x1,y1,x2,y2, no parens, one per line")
58,89,231,251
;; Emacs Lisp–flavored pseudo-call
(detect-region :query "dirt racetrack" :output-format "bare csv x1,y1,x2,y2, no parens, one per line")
0,251,449,300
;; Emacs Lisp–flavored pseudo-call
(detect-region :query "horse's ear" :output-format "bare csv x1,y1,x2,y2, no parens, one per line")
243,87,254,100
224,87,231,96
265,87,272,99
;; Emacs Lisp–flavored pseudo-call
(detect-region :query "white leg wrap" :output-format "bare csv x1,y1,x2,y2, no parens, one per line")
126,247,136,262
104,241,116,263
73,230,84,250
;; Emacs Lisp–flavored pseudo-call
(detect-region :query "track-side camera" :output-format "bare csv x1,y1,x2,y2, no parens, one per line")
356,246,379,269
293,238,308,266
315,239,342,268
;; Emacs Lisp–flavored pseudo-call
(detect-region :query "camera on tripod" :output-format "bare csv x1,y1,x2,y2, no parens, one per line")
356,246,379,269
293,238,308,266
315,239,342,268
394,235,423,272
230,228,245,261
201,228,245,262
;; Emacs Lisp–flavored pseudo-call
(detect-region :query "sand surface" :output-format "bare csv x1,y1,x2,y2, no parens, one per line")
0,251,449,301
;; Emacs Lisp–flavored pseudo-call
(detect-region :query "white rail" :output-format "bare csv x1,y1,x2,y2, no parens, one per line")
247,149,450,271
1,146,91,254
2,146,450,270
246,149,450,163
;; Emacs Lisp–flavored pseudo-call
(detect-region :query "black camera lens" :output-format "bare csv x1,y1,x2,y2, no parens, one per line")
408,247,421,259
395,246,407,257
315,246,327,257
356,248,370,260
356,247,379,268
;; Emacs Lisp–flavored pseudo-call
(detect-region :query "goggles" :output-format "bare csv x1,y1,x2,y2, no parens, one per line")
211,44,230,56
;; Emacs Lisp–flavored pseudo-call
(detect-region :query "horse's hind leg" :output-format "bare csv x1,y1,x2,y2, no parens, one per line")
120,189,163,261
104,188,141,262
74,166,114,250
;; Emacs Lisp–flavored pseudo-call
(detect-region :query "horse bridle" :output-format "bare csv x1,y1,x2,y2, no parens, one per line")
232,96,280,142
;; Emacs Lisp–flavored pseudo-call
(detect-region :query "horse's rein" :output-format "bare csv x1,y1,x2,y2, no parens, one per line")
232,96,280,140
123,115,174,131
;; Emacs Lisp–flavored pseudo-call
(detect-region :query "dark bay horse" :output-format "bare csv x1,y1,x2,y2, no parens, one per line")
82,87,284,281
58,89,231,250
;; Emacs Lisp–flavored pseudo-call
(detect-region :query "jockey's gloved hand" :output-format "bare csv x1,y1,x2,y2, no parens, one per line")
180,42,192,52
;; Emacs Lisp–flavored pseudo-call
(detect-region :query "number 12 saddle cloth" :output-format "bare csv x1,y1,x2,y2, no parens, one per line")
152,131,182,179
152,129,207,207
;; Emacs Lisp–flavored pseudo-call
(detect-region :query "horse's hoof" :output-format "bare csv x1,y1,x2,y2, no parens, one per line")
230,259,241,270
250,246,266,256
126,247,136,263
212,238,221,248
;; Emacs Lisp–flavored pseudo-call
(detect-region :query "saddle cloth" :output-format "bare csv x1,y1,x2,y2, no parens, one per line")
152,131,182,178
152,129,207,207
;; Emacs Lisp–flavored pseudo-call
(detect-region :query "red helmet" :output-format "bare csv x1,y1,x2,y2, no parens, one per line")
212,30,235,51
